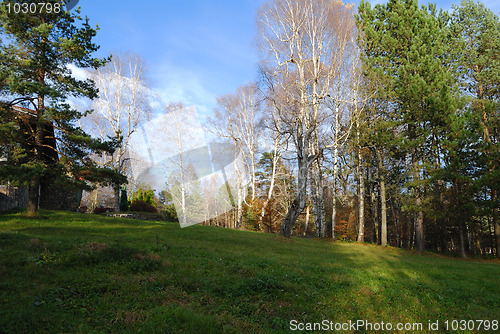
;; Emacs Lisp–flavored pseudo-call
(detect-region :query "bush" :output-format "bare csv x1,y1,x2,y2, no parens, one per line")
132,186,156,206
130,200,157,213
93,207,114,214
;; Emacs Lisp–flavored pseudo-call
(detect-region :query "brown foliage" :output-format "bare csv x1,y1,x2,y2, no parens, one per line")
130,200,157,213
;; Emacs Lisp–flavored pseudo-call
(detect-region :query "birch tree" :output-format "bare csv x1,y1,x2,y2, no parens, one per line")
257,91,287,229
210,83,262,228
325,12,360,240
82,52,151,212
257,0,355,237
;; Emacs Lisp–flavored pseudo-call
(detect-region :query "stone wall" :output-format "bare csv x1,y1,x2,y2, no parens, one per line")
0,185,28,211
39,183,82,211
0,183,81,212
0,192,16,211
106,213,166,221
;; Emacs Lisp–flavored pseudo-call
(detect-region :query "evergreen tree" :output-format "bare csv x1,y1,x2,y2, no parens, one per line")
0,0,125,214
159,189,178,222
143,186,156,207
119,186,129,212
449,0,500,257
357,0,457,251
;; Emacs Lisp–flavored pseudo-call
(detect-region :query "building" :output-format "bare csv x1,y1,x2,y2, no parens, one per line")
0,105,82,212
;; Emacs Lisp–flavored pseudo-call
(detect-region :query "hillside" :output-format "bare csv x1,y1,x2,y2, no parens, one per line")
0,211,498,333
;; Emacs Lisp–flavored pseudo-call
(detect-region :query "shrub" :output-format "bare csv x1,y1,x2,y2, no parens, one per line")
93,207,114,214
130,200,157,213
132,186,156,206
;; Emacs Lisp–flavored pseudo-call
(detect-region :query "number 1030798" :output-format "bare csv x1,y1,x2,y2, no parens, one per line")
5,2,62,14
444,319,498,331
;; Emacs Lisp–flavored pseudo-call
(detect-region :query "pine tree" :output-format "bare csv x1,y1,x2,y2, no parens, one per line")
449,0,500,257
357,0,457,251
119,186,129,212
0,0,125,214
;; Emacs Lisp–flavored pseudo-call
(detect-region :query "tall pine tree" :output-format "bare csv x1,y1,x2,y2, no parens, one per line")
357,0,457,251
450,0,500,257
0,0,125,214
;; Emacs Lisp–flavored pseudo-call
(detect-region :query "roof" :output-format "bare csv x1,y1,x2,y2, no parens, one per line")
12,105,36,117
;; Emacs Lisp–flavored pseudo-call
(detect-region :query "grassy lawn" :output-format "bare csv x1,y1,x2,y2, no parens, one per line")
0,210,498,333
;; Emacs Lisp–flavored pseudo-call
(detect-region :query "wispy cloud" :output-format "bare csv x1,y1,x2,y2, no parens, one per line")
152,63,217,119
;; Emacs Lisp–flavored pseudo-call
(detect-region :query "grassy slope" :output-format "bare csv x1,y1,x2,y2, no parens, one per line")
0,210,498,333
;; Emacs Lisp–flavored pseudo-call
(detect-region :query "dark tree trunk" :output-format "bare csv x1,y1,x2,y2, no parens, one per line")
415,202,425,252
114,186,120,213
493,190,500,258
390,198,401,247
413,163,425,252
27,95,45,214
459,221,468,258
27,178,40,214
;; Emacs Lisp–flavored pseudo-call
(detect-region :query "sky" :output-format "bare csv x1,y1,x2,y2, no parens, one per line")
77,0,500,118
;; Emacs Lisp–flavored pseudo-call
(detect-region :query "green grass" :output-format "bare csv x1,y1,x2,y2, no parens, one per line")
0,210,498,333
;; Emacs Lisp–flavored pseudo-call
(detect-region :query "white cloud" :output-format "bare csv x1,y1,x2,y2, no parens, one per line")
147,63,247,138
67,63,89,81
152,64,217,118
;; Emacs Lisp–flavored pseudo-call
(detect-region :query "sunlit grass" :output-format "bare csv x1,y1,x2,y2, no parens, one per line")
0,210,498,333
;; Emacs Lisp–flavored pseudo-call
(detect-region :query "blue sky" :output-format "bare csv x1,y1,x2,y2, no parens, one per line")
78,0,500,117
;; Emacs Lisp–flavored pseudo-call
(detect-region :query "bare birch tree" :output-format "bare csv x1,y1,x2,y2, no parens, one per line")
81,52,151,211
257,0,356,237
209,83,262,228
257,93,287,229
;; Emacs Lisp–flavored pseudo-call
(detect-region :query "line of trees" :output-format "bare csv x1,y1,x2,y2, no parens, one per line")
203,0,499,258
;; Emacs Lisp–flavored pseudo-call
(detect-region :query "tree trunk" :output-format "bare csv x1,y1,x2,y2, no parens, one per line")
331,103,342,239
357,164,365,243
180,184,187,226
378,148,387,247
493,190,500,258
356,122,364,242
258,149,278,229
27,178,40,214
331,143,339,239
27,95,45,214
236,185,243,229
114,186,120,213
415,197,425,252
280,163,308,237
371,190,378,243
413,154,425,252
313,160,326,237
312,167,320,237
304,205,310,237
391,198,401,247
459,221,468,258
